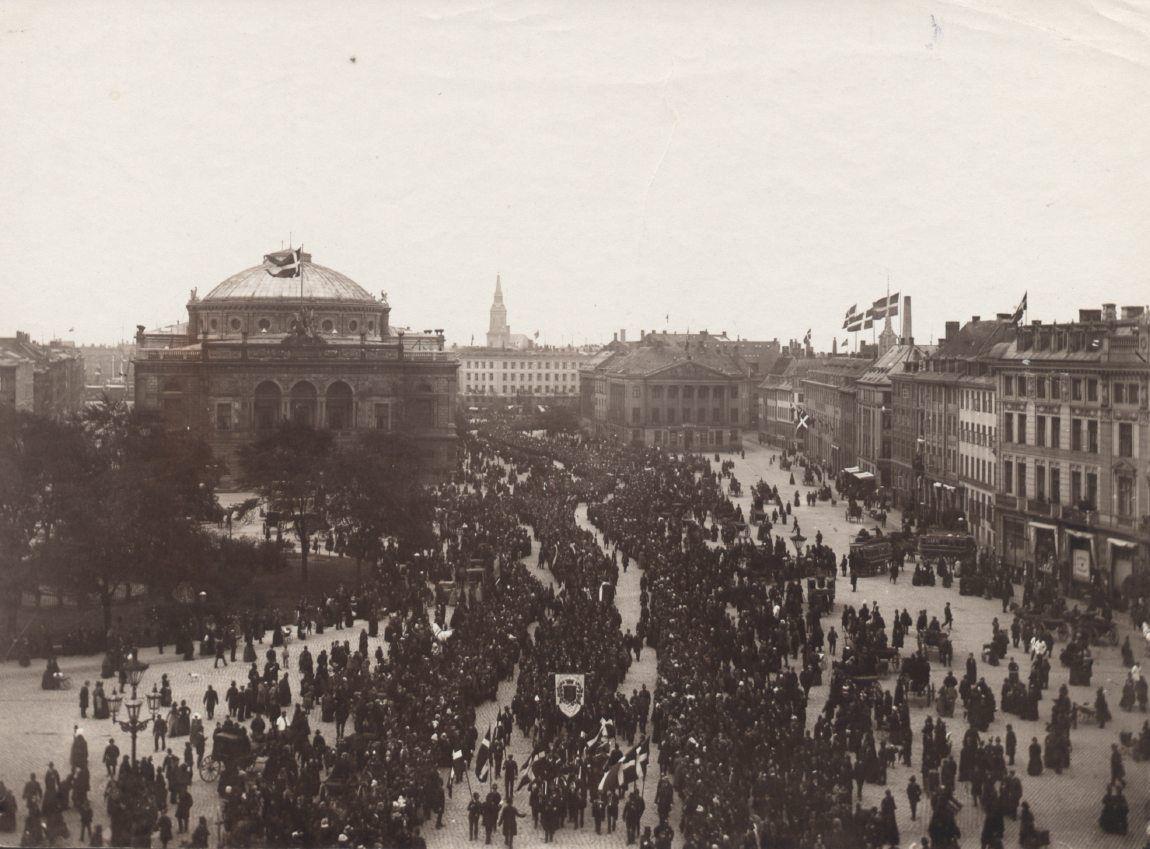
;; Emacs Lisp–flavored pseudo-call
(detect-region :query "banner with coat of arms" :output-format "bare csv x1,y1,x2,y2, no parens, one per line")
555,673,585,717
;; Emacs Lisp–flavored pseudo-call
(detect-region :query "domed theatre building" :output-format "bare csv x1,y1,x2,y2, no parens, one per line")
133,249,458,482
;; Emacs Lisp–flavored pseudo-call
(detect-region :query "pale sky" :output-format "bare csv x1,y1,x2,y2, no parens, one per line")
2,0,1148,350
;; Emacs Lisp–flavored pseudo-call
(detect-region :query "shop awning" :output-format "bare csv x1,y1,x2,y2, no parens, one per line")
842,466,861,474
1065,529,1094,541
855,471,875,480
1028,521,1058,532
1109,537,1138,549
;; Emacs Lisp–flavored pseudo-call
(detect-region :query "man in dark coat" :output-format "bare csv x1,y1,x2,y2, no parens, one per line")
623,787,645,844
498,801,526,848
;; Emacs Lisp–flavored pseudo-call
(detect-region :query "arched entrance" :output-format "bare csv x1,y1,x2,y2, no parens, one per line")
289,381,318,426
253,381,282,431
325,381,353,430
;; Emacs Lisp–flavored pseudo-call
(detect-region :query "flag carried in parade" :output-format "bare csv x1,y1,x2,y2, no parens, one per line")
517,742,548,790
1010,292,1027,324
555,673,586,718
264,247,303,278
619,738,649,785
475,725,492,781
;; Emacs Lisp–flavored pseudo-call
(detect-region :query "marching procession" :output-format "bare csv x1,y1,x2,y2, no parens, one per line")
3,422,1150,849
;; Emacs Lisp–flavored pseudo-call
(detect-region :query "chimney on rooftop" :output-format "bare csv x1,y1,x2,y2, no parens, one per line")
1102,303,1117,322
613,332,618,343
619,329,626,343
901,296,912,344
971,316,980,324
944,321,960,342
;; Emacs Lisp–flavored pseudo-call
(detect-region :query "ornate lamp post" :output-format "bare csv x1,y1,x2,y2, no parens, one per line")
110,654,154,763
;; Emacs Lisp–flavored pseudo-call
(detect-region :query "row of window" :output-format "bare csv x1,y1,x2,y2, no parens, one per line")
215,400,401,431
464,359,579,370
646,428,739,446
959,422,996,447
632,384,738,400
959,389,995,414
632,407,740,426
999,459,1131,513
206,316,374,334
1003,413,1135,457
464,371,576,382
960,452,997,488
1003,374,1142,405
463,385,576,395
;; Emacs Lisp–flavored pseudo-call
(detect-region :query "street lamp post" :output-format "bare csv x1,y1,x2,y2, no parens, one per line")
108,654,156,763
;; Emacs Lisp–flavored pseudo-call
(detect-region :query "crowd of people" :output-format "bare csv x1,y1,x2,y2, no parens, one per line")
6,423,1150,849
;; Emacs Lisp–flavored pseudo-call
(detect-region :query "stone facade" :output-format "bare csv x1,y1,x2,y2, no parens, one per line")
581,334,748,450
132,251,457,484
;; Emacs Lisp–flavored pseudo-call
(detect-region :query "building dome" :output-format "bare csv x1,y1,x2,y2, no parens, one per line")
202,251,377,304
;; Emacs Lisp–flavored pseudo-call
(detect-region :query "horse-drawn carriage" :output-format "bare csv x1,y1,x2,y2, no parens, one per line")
845,502,865,523
919,532,975,568
849,533,892,577
916,627,952,664
807,570,836,617
200,728,258,782
1073,615,1119,647
899,654,934,707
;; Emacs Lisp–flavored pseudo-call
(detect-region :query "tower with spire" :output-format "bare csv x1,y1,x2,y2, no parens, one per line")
486,274,511,348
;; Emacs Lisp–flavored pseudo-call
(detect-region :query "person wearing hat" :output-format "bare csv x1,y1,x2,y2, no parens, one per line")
498,799,526,849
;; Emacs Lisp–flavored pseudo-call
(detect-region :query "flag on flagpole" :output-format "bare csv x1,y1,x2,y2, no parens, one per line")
871,292,900,320
264,247,303,278
475,726,492,781
1009,292,1027,324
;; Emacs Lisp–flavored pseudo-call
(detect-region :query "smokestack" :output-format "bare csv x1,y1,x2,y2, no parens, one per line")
901,296,912,344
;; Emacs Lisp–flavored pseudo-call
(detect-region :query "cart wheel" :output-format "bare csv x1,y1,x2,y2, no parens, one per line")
199,757,221,782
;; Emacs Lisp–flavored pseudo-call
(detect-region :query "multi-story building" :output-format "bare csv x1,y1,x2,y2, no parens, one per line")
757,358,816,448
457,346,588,402
799,357,873,472
957,365,999,549
993,304,1149,594
890,317,1015,533
856,342,932,489
580,332,748,449
0,331,85,418
132,249,458,483
78,342,136,403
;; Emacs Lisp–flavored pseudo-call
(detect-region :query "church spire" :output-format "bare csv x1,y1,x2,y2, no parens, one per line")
487,273,510,347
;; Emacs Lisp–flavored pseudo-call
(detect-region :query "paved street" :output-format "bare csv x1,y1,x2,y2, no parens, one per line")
0,439,1146,848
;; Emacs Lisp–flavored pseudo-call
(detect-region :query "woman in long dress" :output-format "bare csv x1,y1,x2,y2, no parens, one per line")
91,683,109,720
1026,737,1043,776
